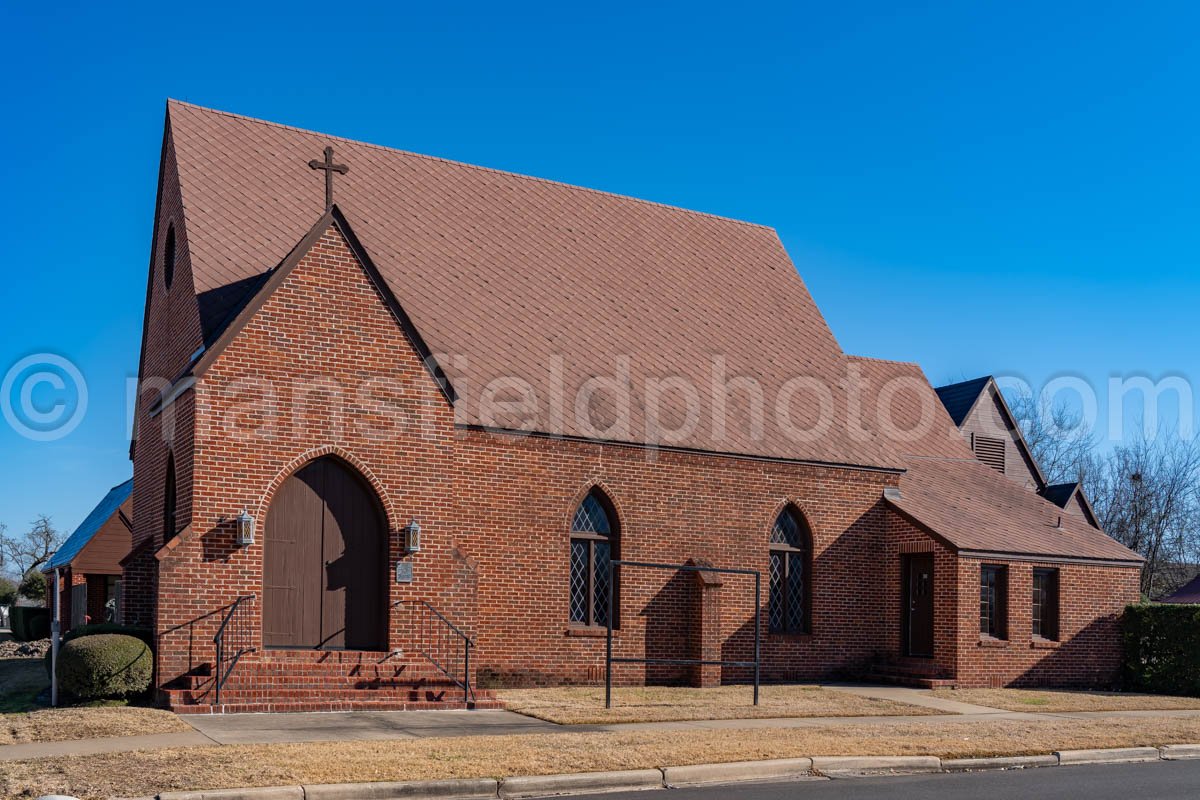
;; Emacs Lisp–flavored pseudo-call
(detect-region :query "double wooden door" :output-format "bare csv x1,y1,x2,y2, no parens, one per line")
263,457,387,650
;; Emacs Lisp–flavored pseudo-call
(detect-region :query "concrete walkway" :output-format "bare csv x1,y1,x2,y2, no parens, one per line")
4,686,1200,762
185,708,567,744
822,683,1023,716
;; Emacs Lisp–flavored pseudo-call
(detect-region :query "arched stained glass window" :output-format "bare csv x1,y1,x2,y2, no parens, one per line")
769,506,811,633
569,489,619,628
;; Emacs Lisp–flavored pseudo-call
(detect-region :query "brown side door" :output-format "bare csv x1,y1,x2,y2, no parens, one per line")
263,457,386,650
905,554,935,658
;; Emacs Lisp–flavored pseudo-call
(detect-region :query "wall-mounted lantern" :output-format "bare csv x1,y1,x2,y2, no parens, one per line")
402,518,421,553
235,509,256,547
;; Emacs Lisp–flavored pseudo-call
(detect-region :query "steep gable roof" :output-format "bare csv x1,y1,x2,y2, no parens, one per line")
45,479,133,571
1039,481,1101,529
1039,482,1079,508
934,375,1047,489
165,100,904,469
857,360,1137,563
934,376,991,427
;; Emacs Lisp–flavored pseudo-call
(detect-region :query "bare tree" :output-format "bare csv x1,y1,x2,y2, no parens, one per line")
1007,389,1096,485
0,515,62,581
1083,436,1200,598
1010,390,1200,597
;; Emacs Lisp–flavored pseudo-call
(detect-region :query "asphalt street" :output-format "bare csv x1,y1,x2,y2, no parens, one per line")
548,760,1200,799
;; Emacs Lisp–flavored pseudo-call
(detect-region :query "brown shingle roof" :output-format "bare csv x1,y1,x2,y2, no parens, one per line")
167,100,905,469
891,456,1141,563
847,358,1139,563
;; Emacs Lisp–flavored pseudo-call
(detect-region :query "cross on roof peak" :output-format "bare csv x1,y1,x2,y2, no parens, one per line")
308,146,349,211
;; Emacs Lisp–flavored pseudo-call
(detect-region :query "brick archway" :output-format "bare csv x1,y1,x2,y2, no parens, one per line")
255,445,399,535
261,452,389,650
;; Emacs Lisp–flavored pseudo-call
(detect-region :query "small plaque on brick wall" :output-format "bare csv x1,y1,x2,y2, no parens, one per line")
395,562,414,583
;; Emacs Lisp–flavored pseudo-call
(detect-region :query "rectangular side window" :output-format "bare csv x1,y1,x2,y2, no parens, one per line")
980,565,1008,639
1033,568,1060,641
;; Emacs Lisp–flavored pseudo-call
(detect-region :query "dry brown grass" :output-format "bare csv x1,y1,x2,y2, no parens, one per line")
0,706,191,745
0,655,190,746
0,660,47,714
497,685,936,724
934,688,1200,713
5,716,1200,799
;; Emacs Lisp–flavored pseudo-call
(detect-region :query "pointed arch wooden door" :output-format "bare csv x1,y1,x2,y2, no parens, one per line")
263,457,387,650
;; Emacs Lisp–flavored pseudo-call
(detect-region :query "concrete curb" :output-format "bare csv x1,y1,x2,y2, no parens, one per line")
158,788,303,800
303,778,500,799
498,769,663,798
1160,744,1200,760
811,755,942,774
146,744,1200,800
662,758,814,786
1055,747,1162,765
942,754,1059,772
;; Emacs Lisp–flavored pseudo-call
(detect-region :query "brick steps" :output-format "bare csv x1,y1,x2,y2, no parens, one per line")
165,683,494,706
863,672,957,689
164,648,497,714
170,698,505,714
863,657,956,689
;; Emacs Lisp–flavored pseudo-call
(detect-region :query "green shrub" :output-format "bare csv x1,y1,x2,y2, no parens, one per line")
62,622,153,647
18,570,46,603
0,577,17,606
58,634,152,700
1123,603,1200,696
9,606,51,642
47,624,154,678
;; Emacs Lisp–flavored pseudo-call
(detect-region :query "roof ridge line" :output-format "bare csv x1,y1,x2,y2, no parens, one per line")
845,354,923,368
901,454,980,463
934,375,992,390
166,99,776,233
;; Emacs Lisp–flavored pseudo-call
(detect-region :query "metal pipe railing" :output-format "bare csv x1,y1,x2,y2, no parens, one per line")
213,594,255,706
605,560,761,708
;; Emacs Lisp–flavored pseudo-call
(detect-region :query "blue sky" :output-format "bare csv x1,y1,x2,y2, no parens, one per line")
1,1,1196,538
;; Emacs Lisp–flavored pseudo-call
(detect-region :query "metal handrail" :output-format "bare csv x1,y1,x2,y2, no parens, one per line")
394,599,475,703
213,594,255,706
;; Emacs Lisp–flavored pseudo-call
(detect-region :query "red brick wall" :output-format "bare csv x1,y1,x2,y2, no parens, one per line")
154,223,457,683
953,556,1139,688
887,517,958,678
453,429,904,686
127,214,1138,696
127,124,203,639
120,546,157,628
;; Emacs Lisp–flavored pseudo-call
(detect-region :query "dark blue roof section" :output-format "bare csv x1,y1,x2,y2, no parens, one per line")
45,479,133,571
1163,575,1200,604
933,376,991,426
1040,482,1081,509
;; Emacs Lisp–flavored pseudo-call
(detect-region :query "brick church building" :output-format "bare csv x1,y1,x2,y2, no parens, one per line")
123,101,1142,712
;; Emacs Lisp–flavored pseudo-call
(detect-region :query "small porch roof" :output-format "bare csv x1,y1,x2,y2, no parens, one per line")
44,479,133,572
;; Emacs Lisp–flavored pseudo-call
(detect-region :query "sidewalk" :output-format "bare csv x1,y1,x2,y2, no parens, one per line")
4,685,1200,762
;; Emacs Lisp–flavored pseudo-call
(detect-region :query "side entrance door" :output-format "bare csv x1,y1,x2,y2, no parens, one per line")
904,553,935,658
263,457,387,650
